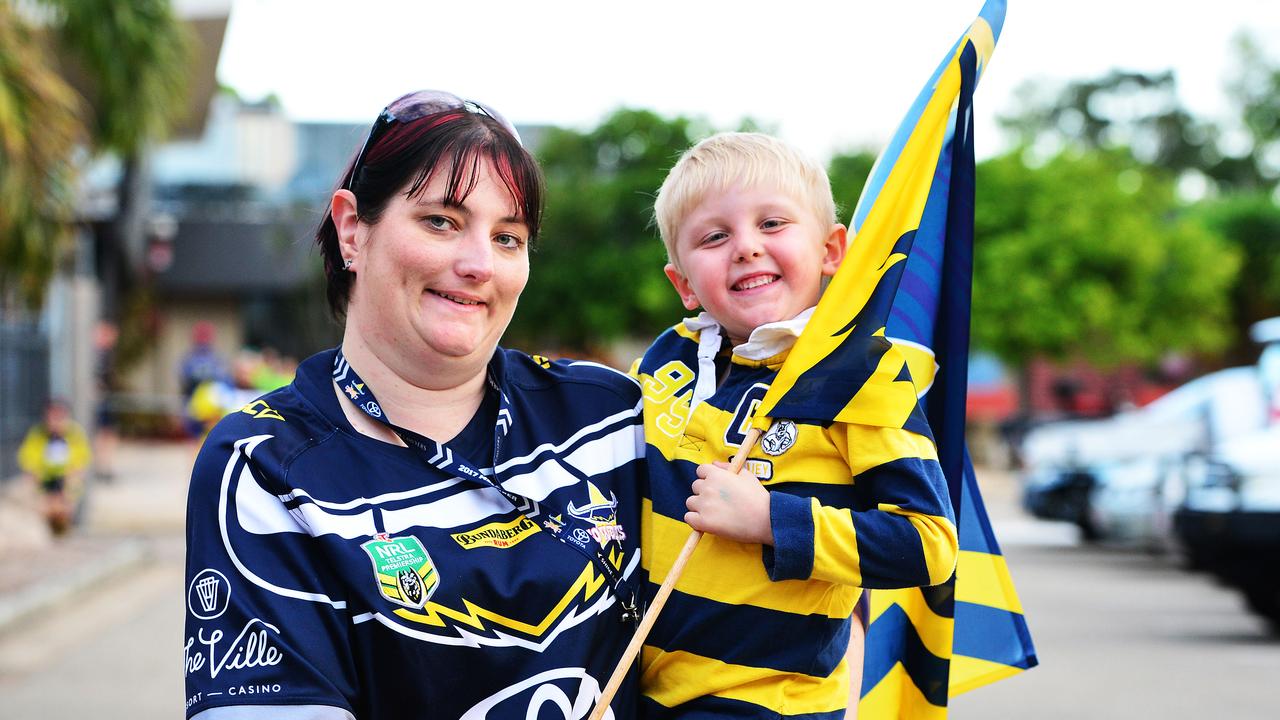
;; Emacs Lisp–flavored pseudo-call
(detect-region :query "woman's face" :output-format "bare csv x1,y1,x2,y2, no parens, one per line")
347,158,531,371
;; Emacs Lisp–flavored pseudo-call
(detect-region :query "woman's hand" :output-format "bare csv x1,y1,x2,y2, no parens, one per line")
685,461,773,545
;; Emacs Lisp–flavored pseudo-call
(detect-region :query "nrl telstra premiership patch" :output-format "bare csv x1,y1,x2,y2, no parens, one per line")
361,534,439,609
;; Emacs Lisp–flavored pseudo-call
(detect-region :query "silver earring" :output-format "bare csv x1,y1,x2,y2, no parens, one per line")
343,258,354,271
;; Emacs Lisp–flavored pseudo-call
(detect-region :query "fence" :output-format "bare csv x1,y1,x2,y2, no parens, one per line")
0,319,50,482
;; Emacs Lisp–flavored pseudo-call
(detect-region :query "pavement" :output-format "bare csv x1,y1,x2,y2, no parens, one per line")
0,440,193,635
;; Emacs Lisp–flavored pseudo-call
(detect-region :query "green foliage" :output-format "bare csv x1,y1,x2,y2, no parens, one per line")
827,150,876,223
507,109,708,352
1187,194,1280,359
49,0,192,155
971,148,1240,368
0,2,82,305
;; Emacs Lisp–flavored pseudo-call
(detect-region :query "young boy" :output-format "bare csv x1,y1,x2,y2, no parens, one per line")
635,132,958,719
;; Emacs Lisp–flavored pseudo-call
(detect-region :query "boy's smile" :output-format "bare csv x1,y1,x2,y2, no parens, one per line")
664,184,846,345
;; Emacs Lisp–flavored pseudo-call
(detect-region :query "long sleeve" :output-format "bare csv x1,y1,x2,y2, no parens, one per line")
764,424,957,589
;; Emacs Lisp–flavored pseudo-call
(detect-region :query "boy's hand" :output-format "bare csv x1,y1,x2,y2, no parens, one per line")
685,461,772,545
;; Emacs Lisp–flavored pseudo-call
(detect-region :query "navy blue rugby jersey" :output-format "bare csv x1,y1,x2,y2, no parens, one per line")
184,348,646,720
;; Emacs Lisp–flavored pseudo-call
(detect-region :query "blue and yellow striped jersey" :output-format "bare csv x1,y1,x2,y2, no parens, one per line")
635,313,958,719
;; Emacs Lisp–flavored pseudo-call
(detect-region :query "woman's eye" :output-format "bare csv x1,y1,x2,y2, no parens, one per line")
495,233,526,249
424,215,454,231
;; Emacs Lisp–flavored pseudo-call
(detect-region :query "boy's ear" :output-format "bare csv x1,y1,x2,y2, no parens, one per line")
821,224,849,277
664,263,702,311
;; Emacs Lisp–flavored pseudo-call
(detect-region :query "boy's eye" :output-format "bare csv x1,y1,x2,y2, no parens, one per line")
760,218,788,231
699,231,728,246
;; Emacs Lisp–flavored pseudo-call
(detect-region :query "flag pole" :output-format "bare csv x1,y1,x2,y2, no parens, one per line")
589,425,764,720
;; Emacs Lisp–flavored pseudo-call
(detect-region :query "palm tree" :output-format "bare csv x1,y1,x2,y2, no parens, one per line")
0,1,83,306
48,0,192,317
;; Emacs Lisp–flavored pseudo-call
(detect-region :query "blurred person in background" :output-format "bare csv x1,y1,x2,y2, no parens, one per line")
184,90,646,720
178,321,229,435
17,398,92,536
185,349,273,438
92,320,120,481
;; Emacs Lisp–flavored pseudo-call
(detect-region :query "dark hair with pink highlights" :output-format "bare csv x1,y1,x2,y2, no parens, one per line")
316,103,544,318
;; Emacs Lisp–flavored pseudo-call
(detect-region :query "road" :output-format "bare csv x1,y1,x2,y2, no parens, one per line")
0,538,183,720
0,449,1276,719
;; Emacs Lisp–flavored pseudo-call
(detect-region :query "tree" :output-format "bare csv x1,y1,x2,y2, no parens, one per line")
827,150,877,223
507,109,708,353
47,0,192,319
971,148,1239,369
0,2,82,306
1187,194,1280,363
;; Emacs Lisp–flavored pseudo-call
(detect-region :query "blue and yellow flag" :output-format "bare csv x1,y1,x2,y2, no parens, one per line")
747,1,1037,717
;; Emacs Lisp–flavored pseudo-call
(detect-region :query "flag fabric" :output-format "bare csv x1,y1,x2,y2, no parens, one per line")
745,1,1038,717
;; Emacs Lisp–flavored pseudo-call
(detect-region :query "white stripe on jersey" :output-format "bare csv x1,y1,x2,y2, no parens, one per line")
282,477,464,511
233,421,642,537
220,435,348,609
493,406,640,475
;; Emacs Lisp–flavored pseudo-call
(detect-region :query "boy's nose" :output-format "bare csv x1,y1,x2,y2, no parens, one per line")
733,234,764,262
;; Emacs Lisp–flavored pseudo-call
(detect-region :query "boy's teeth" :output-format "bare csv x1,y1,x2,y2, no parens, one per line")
735,276,776,291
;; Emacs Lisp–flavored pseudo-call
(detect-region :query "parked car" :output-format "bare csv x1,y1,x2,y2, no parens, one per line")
1021,366,1269,544
1173,424,1280,628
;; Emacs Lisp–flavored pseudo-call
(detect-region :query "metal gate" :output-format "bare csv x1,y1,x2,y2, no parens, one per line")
0,319,50,482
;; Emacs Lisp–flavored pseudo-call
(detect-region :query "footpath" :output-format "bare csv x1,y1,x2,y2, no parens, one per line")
0,440,192,633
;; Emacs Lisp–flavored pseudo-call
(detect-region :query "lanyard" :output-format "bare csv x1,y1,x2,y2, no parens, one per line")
332,349,639,624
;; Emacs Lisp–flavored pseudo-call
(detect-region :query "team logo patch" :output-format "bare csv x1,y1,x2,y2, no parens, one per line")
451,517,541,550
188,568,231,620
761,420,797,456
568,482,627,547
361,534,439,608
343,382,365,400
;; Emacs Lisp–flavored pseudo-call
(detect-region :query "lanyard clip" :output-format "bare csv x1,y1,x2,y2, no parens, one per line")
619,592,643,627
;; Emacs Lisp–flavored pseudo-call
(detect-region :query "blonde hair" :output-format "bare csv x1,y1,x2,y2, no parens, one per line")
654,132,837,270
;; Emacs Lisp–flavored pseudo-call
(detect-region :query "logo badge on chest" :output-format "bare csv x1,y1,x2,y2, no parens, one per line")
761,419,798,456
361,534,439,609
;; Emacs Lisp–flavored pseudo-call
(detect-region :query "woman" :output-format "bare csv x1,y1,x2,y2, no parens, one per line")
184,91,646,720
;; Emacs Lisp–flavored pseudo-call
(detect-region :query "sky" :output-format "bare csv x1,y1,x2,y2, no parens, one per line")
211,0,1280,162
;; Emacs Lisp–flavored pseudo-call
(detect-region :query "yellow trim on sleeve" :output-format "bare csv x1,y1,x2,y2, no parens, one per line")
838,425,938,478
642,500,856,619
641,647,849,716
810,499,863,586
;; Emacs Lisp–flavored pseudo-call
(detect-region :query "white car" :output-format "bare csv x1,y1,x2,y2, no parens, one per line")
1022,358,1271,545
1174,424,1280,627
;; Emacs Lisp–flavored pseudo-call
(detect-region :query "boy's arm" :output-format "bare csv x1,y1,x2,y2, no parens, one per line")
686,423,956,588
768,424,957,588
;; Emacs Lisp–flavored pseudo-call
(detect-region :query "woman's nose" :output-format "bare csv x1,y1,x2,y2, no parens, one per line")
455,232,495,281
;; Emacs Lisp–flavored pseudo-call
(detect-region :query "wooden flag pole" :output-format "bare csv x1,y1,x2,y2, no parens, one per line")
588,426,764,720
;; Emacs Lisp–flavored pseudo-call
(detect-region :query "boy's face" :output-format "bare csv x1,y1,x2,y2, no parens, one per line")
664,184,846,344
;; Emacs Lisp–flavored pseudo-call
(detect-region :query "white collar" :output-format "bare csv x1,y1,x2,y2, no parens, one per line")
681,307,816,361
678,308,815,409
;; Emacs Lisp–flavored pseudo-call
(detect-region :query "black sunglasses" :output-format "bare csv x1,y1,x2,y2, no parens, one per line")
345,90,522,191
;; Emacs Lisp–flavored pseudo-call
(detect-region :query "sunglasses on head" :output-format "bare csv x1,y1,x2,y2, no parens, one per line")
345,90,522,191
